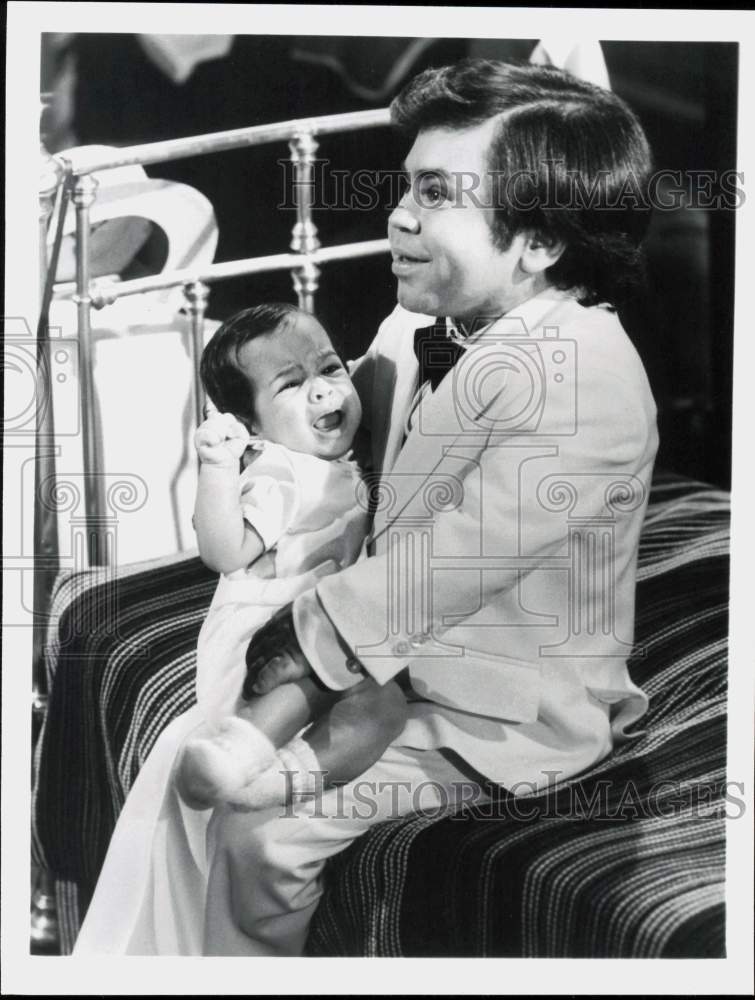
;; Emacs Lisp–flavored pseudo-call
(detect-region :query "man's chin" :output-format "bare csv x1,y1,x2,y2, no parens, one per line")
396,283,437,317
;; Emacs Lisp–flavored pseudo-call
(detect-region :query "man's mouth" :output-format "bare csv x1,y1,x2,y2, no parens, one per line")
391,249,431,276
313,410,344,432
391,251,430,264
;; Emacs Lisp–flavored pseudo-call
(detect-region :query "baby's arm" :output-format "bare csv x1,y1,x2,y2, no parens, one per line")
193,412,263,574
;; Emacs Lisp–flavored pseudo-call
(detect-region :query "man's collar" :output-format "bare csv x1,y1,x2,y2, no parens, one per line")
448,287,576,344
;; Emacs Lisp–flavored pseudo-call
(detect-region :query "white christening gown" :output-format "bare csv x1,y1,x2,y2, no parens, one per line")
73,442,368,954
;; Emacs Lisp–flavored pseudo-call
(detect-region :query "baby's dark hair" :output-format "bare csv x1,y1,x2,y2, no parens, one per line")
200,302,300,431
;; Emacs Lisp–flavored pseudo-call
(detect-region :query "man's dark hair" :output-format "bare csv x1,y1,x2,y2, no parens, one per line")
200,302,299,430
390,59,653,307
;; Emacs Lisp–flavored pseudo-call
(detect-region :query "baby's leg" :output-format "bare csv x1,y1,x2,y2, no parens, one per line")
236,677,408,810
175,679,340,810
236,677,340,745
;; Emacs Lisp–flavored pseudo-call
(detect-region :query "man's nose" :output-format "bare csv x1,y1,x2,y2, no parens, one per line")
388,191,420,235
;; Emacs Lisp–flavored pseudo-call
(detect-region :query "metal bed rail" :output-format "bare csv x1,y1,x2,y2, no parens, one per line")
41,106,393,568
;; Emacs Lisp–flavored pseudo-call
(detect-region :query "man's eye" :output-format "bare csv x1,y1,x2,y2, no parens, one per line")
416,174,447,207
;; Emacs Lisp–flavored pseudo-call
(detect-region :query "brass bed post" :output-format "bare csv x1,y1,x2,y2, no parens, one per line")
184,279,211,429
33,118,64,718
30,103,64,953
72,172,107,566
289,131,321,313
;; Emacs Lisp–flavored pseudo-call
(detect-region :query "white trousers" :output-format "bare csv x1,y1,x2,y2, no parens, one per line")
203,744,486,956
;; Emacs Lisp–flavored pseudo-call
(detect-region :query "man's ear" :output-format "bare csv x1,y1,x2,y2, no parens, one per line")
520,231,566,274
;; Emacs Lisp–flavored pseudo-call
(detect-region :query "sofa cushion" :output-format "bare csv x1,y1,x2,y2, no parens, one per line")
32,473,729,955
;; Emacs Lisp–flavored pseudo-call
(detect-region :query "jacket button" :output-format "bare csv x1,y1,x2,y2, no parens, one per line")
393,641,411,656
409,634,424,648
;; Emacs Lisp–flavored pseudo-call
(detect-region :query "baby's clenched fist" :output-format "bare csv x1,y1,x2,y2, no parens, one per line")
195,412,252,466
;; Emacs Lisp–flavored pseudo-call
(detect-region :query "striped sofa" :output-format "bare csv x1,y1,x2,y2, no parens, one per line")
32,472,730,956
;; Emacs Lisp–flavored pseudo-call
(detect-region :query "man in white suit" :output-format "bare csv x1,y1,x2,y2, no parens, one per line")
203,60,659,955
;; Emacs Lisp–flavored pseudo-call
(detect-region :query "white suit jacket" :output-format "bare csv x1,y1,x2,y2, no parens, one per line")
296,288,659,790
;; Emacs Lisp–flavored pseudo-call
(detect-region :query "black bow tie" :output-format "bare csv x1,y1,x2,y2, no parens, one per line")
413,319,466,391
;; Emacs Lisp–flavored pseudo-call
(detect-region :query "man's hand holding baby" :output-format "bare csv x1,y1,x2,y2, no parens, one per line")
243,604,314,696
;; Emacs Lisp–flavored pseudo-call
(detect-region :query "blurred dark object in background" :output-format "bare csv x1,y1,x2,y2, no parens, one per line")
603,42,737,492
42,35,737,490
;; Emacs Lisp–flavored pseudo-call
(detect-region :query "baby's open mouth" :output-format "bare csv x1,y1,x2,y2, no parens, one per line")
313,410,344,432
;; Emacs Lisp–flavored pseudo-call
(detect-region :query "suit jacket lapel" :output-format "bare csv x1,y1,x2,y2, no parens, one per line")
371,362,486,541
370,290,573,543
378,322,421,476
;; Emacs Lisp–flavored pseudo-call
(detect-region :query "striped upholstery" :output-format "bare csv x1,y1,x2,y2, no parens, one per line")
32,554,217,952
32,473,729,956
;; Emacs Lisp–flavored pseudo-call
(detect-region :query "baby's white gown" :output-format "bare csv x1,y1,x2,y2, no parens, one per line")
73,443,368,954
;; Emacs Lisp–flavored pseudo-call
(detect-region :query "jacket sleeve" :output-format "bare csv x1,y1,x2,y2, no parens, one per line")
294,588,365,691
298,359,656,712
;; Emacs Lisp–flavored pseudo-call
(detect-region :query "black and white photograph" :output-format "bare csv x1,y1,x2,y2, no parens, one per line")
3,3,753,995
